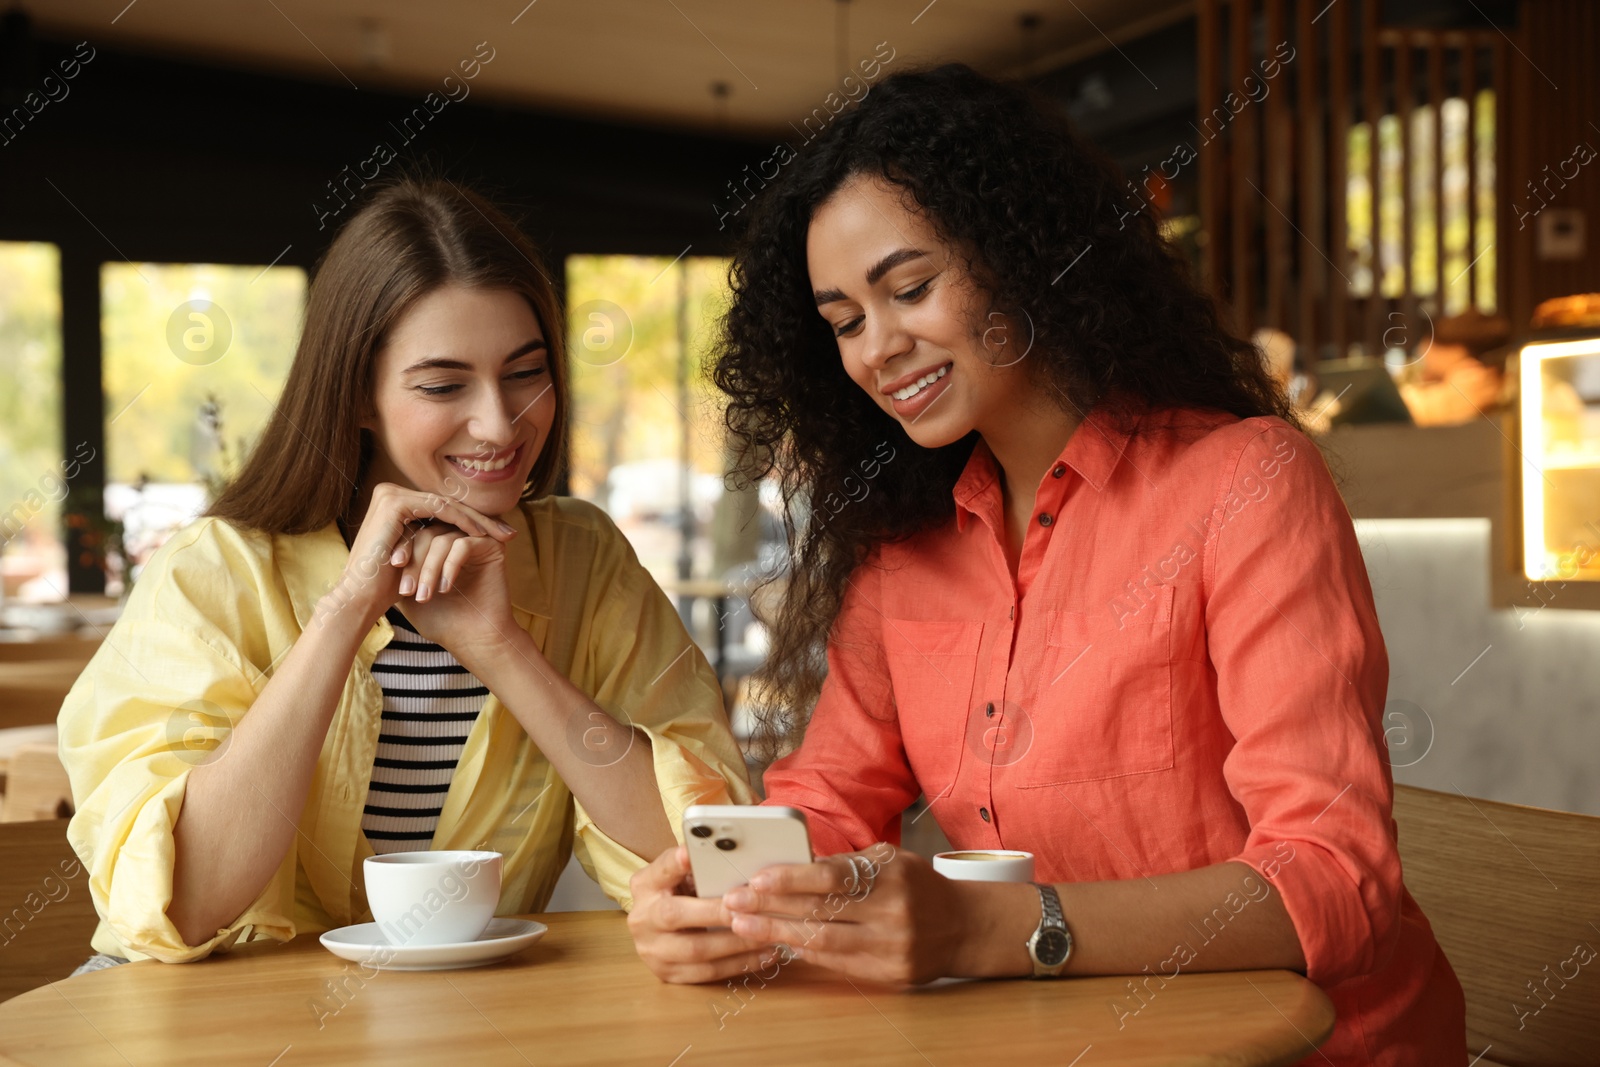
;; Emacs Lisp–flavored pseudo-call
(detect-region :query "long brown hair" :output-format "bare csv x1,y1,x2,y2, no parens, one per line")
208,179,569,534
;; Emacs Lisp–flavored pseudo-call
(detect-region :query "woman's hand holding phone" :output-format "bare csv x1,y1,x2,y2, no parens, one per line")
719,844,986,986
629,830,990,987
628,846,787,984
629,806,812,983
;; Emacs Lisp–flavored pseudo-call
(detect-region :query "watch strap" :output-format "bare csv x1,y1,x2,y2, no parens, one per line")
1037,882,1065,929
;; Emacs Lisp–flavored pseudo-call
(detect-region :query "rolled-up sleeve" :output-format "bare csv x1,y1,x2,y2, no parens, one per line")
58,525,296,963
566,515,755,910
759,560,921,858
1205,423,1402,987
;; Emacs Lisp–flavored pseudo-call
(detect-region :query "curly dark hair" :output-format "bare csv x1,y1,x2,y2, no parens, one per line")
715,63,1294,760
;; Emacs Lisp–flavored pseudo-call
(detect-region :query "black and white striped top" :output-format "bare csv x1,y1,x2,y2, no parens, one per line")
361,608,488,855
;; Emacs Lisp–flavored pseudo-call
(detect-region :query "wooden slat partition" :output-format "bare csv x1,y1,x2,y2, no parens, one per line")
1264,0,1289,332
1362,0,1384,351
1197,0,1505,358
1429,35,1445,305
1493,35,1509,321
1197,0,1221,304
1503,0,1600,331
1295,0,1322,357
1463,36,1477,307
1397,32,1414,332
1328,0,1349,357
1230,0,1255,338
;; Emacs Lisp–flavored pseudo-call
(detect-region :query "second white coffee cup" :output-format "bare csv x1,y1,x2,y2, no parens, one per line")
364,850,503,947
932,849,1036,883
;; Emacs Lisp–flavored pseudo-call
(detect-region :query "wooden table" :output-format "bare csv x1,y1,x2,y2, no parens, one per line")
0,912,1334,1066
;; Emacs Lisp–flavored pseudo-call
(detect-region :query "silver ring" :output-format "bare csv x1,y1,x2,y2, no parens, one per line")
843,854,877,900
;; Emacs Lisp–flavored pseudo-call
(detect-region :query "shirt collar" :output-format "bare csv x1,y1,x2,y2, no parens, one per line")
952,403,1135,532
275,499,555,635
501,499,554,621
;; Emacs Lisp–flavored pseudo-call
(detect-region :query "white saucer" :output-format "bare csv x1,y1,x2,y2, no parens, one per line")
318,918,548,971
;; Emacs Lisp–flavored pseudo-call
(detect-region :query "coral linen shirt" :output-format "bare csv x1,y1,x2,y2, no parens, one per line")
762,406,1466,1065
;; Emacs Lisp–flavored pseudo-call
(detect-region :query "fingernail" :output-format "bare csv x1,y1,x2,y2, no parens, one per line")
390,548,406,566
417,582,430,601
498,522,516,536
748,874,772,891
398,575,416,596
725,888,754,909
439,576,450,593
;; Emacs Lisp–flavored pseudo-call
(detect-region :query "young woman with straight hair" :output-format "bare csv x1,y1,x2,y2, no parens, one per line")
627,65,1465,1065
60,179,751,969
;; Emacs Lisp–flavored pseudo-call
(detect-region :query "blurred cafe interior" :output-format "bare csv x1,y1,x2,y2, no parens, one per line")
0,0,1597,1060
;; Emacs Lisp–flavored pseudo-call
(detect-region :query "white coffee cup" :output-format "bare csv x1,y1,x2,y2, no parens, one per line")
364,850,503,947
932,849,1036,883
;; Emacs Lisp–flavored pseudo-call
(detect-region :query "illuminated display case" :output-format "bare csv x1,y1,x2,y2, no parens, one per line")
1519,333,1600,582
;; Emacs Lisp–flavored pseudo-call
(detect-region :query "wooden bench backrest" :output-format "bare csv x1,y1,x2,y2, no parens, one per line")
1,744,74,823
0,819,99,1003
1393,784,1600,1066
0,637,102,665
0,658,90,731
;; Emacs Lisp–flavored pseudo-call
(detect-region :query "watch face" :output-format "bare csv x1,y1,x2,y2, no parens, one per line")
1035,930,1071,966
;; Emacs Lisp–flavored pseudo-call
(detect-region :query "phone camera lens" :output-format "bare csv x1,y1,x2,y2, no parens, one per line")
715,838,737,851
689,825,713,838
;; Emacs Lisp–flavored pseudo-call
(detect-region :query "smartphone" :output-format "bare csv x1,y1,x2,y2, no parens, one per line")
683,805,813,899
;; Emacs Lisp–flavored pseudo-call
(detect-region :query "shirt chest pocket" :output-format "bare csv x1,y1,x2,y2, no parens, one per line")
882,619,983,779
1017,585,1176,786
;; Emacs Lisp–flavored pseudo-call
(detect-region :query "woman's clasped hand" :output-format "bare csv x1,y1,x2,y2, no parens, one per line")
330,482,519,647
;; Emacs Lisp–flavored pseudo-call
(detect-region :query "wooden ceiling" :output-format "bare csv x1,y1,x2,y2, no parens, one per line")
30,0,1191,134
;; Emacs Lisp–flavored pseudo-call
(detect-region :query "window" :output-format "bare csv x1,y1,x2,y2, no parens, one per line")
101,262,306,586
563,254,739,583
0,241,64,602
1347,89,1496,310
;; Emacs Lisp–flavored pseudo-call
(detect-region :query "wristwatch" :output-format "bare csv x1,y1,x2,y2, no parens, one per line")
1025,883,1073,978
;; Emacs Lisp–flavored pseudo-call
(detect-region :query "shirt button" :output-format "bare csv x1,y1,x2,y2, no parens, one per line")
985,702,995,718
1038,513,1053,527
979,807,991,822
1052,465,1066,478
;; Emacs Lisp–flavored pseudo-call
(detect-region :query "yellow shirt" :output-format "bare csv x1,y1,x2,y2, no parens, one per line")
58,495,753,963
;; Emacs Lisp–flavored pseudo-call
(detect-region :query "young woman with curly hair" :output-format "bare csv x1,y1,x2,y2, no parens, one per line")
627,65,1464,1063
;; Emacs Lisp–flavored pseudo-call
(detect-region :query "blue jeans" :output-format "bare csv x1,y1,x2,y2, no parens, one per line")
69,954,128,977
